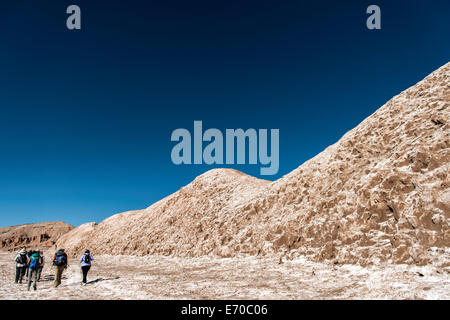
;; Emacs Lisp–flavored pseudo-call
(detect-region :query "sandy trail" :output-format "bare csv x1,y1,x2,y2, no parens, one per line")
0,251,448,300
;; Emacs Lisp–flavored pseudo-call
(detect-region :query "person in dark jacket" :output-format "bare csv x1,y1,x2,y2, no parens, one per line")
36,250,44,281
79,249,94,285
25,250,33,279
14,247,28,284
52,249,68,288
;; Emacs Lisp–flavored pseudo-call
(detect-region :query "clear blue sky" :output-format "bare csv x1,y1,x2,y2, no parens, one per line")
0,0,449,227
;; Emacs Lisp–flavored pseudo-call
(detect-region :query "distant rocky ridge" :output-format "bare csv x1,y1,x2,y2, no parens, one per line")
53,62,449,267
0,221,74,251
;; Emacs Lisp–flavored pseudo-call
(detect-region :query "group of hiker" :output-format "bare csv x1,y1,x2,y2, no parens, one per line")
14,247,94,291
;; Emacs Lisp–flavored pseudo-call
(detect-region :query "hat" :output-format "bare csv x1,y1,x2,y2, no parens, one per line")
19,248,27,254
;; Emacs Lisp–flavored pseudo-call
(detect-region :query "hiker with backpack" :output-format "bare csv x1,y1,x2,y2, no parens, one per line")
52,248,68,288
14,247,28,284
25,249,33,280
27,251,42,291
79,249,94,285
36,250,44,282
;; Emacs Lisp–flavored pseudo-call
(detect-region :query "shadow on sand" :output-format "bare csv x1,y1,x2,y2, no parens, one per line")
38,274,68,282
87,277,120,285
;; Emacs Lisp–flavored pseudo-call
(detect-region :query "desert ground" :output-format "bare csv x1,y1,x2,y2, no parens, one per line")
1,64,448,301
1,251,449,300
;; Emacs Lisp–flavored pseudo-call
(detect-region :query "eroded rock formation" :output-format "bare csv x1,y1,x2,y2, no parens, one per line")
57,63,449,267
1,221,74,252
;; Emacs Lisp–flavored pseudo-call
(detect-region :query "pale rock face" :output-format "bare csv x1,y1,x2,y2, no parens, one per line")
57,62,450,267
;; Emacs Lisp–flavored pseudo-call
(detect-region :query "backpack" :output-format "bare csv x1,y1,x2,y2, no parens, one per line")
29,254,40,270
54,251,67,266
16,254,27,265
83,253,91,264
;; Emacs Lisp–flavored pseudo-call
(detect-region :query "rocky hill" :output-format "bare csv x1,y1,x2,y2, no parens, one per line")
1,221,74,252
57,62,449,267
